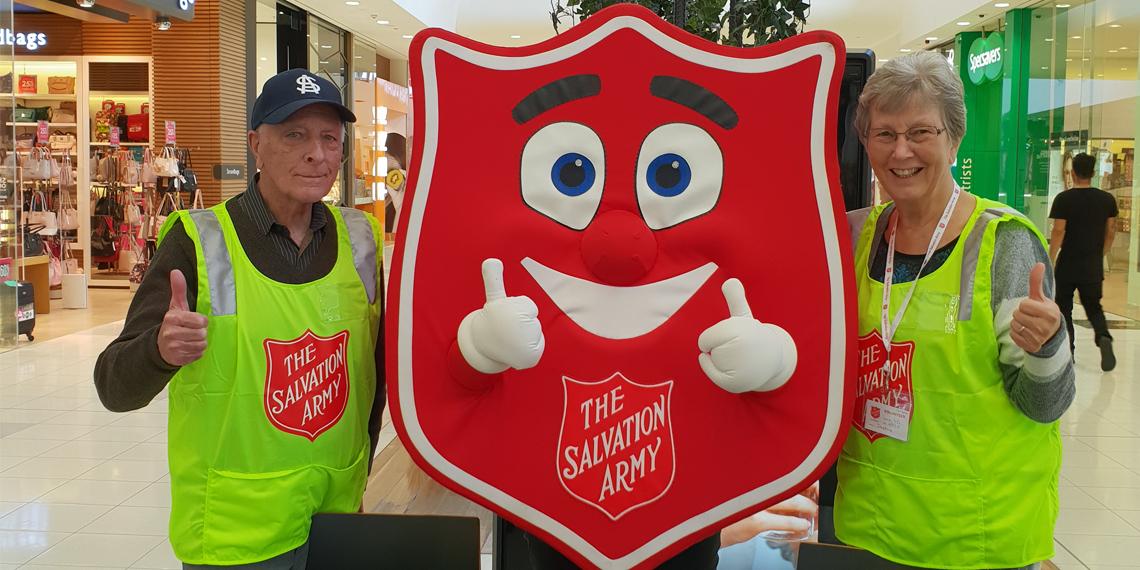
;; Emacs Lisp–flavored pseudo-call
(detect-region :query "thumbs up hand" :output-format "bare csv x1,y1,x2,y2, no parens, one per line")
157,269,209,367
457,259,545,374
698,279,797,394
1011,262,1062,354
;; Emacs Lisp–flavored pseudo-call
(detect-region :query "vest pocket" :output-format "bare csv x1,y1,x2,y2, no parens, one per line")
202,465,318,563
837,457,984,568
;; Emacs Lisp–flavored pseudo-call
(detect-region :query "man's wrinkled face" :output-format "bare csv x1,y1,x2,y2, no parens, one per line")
249,104,344,204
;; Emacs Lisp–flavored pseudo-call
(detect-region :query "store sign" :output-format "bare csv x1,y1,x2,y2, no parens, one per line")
213,164,245,180
967,33,1003,85
110,127,121,147
0,29,47,51
165,121,176,145
36,121,49,145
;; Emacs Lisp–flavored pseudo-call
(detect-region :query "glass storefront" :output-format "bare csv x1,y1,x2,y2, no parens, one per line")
0,0,14,350
1024,0,1139,318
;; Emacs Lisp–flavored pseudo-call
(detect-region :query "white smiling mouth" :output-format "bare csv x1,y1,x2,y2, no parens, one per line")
520,257,718,340
890,167,923,178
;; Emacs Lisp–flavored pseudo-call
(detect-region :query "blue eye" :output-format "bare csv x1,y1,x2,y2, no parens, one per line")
646,153,691,197
550,153,595,197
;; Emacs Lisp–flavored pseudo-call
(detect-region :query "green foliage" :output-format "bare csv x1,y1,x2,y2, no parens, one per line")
549,0,810,47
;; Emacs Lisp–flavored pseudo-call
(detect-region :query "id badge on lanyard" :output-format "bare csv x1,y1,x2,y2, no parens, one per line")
868,185,961,442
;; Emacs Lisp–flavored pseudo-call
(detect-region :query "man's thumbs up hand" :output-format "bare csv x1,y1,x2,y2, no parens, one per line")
158,269,209,367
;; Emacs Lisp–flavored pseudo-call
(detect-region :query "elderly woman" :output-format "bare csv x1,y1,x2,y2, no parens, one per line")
835,51,1075,569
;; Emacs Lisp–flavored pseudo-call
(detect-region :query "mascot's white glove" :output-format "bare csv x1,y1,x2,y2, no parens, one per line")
698,279,798,393
457,259,546,374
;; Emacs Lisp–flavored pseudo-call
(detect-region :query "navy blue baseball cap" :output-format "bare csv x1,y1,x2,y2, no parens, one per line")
250,68,356,130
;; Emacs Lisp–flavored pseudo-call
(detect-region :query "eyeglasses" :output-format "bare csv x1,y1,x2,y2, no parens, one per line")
867,126,946,146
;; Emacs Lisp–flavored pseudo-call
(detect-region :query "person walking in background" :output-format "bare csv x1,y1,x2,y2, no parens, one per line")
1049,152,1118,371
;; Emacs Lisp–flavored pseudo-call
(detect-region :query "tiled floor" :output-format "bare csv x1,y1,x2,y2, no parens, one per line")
0,304,1136,569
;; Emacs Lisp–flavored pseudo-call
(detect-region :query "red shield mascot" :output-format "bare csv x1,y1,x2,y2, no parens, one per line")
388,5,855,568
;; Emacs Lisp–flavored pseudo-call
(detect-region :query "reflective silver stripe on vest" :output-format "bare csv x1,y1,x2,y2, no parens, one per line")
847,207,873,254
868,203,894,263
339,208,378,304
187,209,237,317
957,207,1023,321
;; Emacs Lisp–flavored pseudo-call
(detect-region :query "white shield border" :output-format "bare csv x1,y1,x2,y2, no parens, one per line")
397,16,847,570
557,372,676,522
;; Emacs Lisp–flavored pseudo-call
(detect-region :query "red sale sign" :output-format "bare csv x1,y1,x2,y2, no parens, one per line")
165,120,176,145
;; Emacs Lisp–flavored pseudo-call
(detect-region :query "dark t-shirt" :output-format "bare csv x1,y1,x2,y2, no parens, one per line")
1049,187,1118,282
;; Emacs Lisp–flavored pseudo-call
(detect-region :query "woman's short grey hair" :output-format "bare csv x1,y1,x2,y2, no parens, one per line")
854,51,967,145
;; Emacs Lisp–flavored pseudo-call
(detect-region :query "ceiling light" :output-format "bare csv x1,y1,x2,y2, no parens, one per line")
259,57,267,61
376,20,390,25
899,48,912,53
1071,35,1081,39
956,21,970,26
1121,47,1129,50
1041,66,1048,70
1056,3,1071,7
510,34,522,39
345,1,359,4
994,2,1010,6
155,16,171,31
402,34,413,39
76,0,95,7
926,36,939,41
878,59,888,63
1109,24,1121,28
1109,49,1118,53
1066,58,1072,61
1122,67,1128,71
1045,38,1053,42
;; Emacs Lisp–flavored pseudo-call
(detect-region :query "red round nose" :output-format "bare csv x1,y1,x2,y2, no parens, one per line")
580,210,658,285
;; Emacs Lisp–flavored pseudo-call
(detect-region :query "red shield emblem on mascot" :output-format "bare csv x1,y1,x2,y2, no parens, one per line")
558,373,675,520
389,5,855,568
854,331,915,443
263,330,350,441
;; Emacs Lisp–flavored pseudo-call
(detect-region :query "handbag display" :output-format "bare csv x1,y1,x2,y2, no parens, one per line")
141,148,157,188
126,103,150,142
23,223,46,257
49,131,77,152
180,149,199,192
154,147,180,177
59,163,78,231
47,76,75,95
0,73,12,93
26,190,58,234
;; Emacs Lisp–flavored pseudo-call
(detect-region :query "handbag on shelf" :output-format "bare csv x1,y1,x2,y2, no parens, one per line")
15,133,35,150
0,73,12,93
47,76,75,95
154,147,180,177
180,149,199,193
141,147,157,188
59,175,79,231
126,103,150,142
23,223,46,257
26,190,58,234
62,240,80,274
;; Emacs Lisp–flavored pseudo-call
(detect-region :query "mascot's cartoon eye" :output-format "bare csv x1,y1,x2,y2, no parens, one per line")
636,123,723,229
646,153,691,197
551,153,596,197
521,122,605,230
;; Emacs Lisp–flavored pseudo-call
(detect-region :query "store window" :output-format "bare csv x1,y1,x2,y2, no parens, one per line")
0,0,14,350
1027,0,1139,317
351,40,380,213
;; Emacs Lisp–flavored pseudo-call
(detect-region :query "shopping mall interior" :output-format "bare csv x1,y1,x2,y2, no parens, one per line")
0,0,1137,568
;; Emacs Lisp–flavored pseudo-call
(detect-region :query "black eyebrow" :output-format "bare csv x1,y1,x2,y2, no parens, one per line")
512,74,601,124
649,76,738,130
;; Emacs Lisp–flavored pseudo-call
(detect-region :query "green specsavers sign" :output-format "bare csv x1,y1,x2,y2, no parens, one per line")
967,33,1003,85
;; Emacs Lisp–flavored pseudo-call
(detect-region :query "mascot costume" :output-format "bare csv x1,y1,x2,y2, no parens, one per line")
387,5,855,568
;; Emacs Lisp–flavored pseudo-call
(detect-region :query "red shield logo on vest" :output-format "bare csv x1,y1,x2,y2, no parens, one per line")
263,329,350,441
388,5,855,568
558,373,675,521
854,330,915,443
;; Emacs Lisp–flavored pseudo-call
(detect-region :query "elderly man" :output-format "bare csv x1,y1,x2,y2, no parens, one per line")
95,69,384,570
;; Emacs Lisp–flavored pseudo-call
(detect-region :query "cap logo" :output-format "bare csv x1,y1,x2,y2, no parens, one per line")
296,75,321,95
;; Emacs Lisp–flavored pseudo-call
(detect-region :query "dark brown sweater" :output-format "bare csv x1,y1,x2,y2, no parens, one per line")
94,187,385,462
